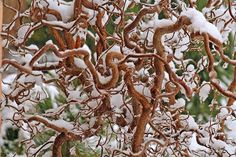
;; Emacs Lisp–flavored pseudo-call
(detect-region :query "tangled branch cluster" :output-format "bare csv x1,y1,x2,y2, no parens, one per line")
1,0,236,156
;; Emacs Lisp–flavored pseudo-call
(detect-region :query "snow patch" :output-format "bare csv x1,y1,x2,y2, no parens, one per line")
181,8,223,42
199,82,211,101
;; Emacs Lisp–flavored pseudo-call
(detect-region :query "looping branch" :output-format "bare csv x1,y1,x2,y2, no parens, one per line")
29,43,126,89
124,68,152,154
2,1,236,156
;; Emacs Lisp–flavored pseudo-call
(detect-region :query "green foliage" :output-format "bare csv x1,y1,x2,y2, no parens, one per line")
37,98,53,113
6,128,19,141
126,4,141,13
71,142,100,157
1,128,25,156
34,130,55,146
27,27,51,48
196,0,208,11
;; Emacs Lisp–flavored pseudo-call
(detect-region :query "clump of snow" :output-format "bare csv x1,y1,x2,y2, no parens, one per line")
75,27,87,40
198,136,235,153
84,7,98,25
154,19,174,29
37,0,74,22
98,73,112,84
168,30,190,55
197,56,208,72
22,54,33,64
74,58,87,69
181,63,197,90
114,17,121,25
2,74,17,95
203,5,236,42
141,14,176,46
199,82,211,102
89,117,97,127
181,8,223,42
187,64,195,72
52,119,74,130
111,93,123,108
26,44,39,51
45,40,54,45
174,51,183,59
171,98,186,109
225,118,236,139
43,84,59,108
68,87,86,101
80,123,89,130
134,84,152,101
136,68,149,78
42,20,75,29
17,25,31,43
125,62,135,68
189,133,208,151
180,115,198,130
218,107,229,119
92,0,108,5
102,12,109,26
1,39,9,48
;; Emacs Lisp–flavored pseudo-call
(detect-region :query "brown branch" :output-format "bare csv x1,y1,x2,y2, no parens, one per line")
124,69,152,155
206,0,213,7
28,115,68,133
119,53,192,97
95,10,107,57
30,44,124,89
192,32,236,100
2,59,32,74
210,74,236,100
49,27,66,50
52,133,66,157
82,0,99,10
64,31,76,67
188,0,195,8
166,81,179,105
192,32,236,65
124,5,160,54
74,0,82,19
203,33,214,72
47,8,62,21
152,16,191,98
52,132,81,157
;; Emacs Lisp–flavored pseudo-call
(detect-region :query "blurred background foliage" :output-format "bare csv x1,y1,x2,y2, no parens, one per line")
1,0,235,156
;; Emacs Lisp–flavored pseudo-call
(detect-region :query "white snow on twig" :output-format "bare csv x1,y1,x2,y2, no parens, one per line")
199,82,211,102
181,8,223,42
